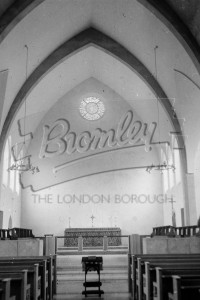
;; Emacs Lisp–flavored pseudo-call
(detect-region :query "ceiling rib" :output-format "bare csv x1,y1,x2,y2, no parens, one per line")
138,0,200,78
0,0,45,43
0,27,186,171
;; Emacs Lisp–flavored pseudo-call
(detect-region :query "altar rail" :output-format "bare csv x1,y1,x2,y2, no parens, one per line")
151,225,200,237
55,235,131,253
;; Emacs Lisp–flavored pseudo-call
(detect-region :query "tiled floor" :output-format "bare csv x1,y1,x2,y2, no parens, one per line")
53,292,133,299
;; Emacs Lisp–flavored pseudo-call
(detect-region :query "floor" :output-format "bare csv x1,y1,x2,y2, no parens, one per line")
55,253,132,299
53,292,133,299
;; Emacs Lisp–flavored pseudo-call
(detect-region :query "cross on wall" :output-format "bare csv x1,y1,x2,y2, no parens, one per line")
168,196,176,227
90,215,95,227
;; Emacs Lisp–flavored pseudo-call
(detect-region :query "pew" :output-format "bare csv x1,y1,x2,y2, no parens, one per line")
15,255,56,296
153,267,200,300
131,254,200,300
0,264,40,300
0,255,56,296
0,260,47,300
144,261,200,300
0,278,16,300
131,253,200,297
0,270,30,300
151,225,199,237
168,275,200,300
17,255,56,297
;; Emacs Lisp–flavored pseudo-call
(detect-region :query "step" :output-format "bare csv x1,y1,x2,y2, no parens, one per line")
53,292,132,299
57,255,128,274
57,250,128,255
58,260,127,275
82,289,104,295
57,254,128,265
57,273,128,281
57,268,128,274
56,253,129,294
83,281,102,287
57,278,128,294
57,264,128,271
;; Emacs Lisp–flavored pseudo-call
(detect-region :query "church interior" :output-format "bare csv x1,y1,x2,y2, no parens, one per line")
1,0,200,299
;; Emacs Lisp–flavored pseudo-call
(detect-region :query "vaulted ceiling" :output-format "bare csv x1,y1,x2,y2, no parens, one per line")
0,0,200,173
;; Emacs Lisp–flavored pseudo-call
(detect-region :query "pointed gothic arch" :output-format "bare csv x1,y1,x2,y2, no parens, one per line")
0,27,186,172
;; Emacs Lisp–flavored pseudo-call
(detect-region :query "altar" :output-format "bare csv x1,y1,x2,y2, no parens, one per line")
64,227,121,247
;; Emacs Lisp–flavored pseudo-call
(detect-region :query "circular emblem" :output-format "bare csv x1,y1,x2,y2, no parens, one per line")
79,97,105,120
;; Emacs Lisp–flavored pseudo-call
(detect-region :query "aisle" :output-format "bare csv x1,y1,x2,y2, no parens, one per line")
54,253,131,299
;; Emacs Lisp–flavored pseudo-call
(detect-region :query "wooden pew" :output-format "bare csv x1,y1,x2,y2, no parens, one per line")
131,254,200,300
15,255,56,297
168,275,200,300
144,261,200,300
24,255,56,295
0,260,47,300
0,270,30,300
154,268,200,300
0,278,16,300
18,255,56,297
153,267,200,300
0,264,40,300
0,255,56,297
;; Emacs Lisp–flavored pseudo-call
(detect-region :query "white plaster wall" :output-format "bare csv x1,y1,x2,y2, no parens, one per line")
0,186,21,229
0,135,22,229
194,145,200,219
21,168,163,237
163,183,185,227
21,79,164,237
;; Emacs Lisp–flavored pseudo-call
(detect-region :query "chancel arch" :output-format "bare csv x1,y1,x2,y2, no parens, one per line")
1,2,200,298
1,56,187,237
0,0,199,239
0,28,185,161
0,27,190,234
